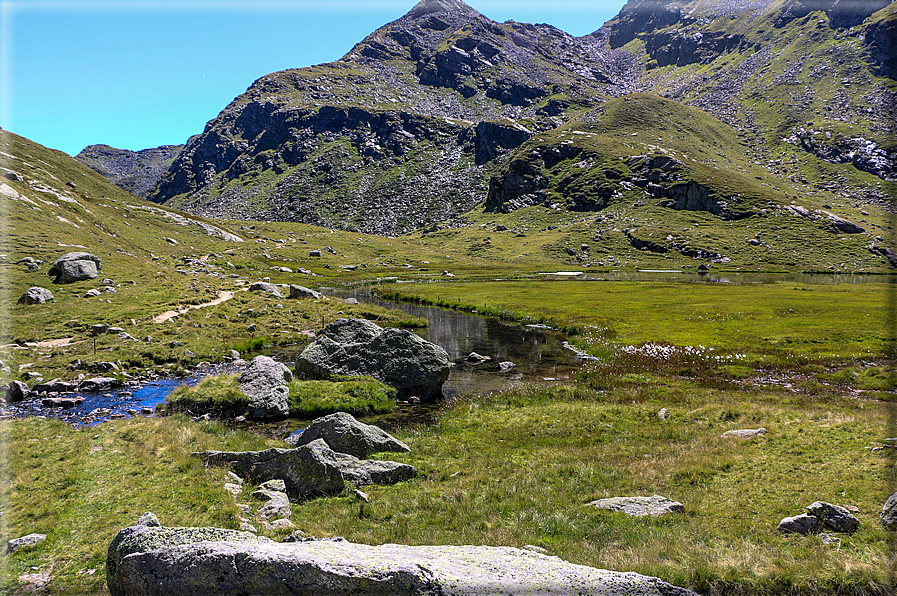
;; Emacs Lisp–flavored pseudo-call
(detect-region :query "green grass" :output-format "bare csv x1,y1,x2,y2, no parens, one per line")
159,374,396,419
374,279,893,363
287,377,396,417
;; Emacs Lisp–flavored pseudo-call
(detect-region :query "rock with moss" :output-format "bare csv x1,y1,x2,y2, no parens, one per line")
111,533,699,596
198,438,416,501
239,355,292,419
106,522,272,596
296,318,450,401
285,411,410,458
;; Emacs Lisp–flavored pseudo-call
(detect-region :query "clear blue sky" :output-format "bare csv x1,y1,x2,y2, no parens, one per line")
1,0,624,157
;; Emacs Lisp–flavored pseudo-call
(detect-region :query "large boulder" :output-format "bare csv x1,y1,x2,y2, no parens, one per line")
198,438,416,501
49,252,101,283
288,285,323,300
239,355,291,419
5,380,30,403
106,523,270,596
109,529,699,596
285,411,410,458
295,318,450,401
248,281,284,298
17,287,54,305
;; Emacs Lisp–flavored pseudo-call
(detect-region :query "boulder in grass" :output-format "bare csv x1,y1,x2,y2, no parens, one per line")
7,533,47,554
49,252,101,283
587,495,685,518
249,282,284,298
289,285,323,300
17,287,54,304
285,411,410,458
778,513,823,535
239,355,291,420
778,501,860,534
108,526,700,596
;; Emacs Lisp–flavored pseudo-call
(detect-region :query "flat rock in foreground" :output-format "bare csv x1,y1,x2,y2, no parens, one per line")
110,530,698,596
588,495,685,517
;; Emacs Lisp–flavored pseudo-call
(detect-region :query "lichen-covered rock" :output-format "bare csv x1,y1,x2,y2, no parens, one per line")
198,438,415,501
588,495,685,517
111,533,698,596
106,523,271,596
239,355,291,419
17,287,54,305
285,411,410,458
296,318,450,401
721,428,767,439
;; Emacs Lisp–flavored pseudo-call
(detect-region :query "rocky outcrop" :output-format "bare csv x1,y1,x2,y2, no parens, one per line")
198,438,416,501
239,355,292,420
881,491,897,529
782,129,896,182
296,318,451,401
864,12,897,78
108,522,699,596
75,144,184,199
285,411,411,458
48,252,101,283
17,287,54,305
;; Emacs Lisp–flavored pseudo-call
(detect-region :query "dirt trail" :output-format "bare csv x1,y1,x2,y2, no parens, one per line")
152,290,238,323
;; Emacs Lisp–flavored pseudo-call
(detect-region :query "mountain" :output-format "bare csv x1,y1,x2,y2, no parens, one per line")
81,0,894,266
76,143,184,198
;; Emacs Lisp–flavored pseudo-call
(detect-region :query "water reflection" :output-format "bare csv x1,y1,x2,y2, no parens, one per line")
326,288,585,399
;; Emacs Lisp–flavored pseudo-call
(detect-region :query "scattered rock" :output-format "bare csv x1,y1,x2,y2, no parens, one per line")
721,428,767,439
108,528,698,596
198,438,416,501
295,318,450,401
239,355,292,420
78,377,121,392
498,361,515,372
466,352,491,363
285,411,410,458
7,533,47,554
17,287,54,305
588,495,685,517
778,513,823,535
42,396,84,408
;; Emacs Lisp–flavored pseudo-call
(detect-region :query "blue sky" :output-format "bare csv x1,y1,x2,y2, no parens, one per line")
1,0,623,157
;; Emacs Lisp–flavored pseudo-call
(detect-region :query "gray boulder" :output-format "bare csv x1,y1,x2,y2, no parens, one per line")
248,281,284,298
7,533,47,554
17,287,54,305
721,428,767,439
296,318,451,401
778,513,823,535
806,501,860,533
239,355,292,420
49,252,101,283
198,438,416,501
882,492,897,529
109,530,699,596
778,502,859,534
106,523,271,596
288,285,323,300
588,495,685,518
286,411,410,458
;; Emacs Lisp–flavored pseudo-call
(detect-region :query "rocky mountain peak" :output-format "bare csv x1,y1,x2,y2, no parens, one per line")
406,0,480,19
